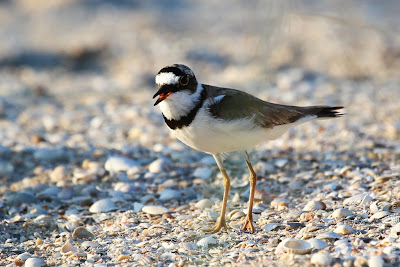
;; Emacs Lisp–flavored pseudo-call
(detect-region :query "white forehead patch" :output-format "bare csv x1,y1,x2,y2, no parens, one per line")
155,72,180,85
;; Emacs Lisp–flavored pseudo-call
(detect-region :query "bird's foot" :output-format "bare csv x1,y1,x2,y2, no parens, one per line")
242,214,255,233
206,217,229,233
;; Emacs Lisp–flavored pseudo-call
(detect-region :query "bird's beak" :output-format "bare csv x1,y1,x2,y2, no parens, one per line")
153,86,172,106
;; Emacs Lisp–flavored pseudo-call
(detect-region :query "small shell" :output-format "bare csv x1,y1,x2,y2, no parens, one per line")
343,193,372,206
390,223,400,236
307,238,329,250
369,211,391,222
196,236,217,249
117,255,130,262
382,215,400,226
368,255,384,267
332,208,353,218
105,156,140,173
263,223,281,232
229,210,245,221
24,258,46,267
334,225,354,235
195,199,214,209
271,198,289,208
180,242,198,251
61,239,78,255
316,231,341,241
14,252,30,266
142,205,171,215
283,239,313,255
303,200,326,211
310,251,333,266
89,198,117,213
72,226,95,240
137,255,152,265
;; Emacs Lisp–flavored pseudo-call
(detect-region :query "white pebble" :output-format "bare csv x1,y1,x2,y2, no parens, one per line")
24,258,46,267
89,199,117,213
368,255,384,267
274,158,288,168
105,156,140,174
142,205,170,215
332,208,353,218
148,158,170,173
197,236,217,249
193,167,213,179
195,199,214,209
159,189,181,201
311,251,332,266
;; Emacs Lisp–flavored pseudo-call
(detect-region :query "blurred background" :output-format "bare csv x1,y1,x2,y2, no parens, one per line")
0,0,399,180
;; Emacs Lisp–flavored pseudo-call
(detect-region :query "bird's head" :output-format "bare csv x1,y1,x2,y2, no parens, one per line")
153,64,198,106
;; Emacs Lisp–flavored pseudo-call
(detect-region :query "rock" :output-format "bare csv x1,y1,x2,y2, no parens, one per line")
159,189,181,201
33,148,66,162
89,199,117,213
148,158,170,173
24,258,46,267
50,165,69,181
7,192,36,206
303,200,326,211
0,160,13,176
142,205,170,215
311,251,333,266
274,158,288,168
193,167,213,179
195,199,214,209
332,208,353,218
72,226,95,240
105,156,140,174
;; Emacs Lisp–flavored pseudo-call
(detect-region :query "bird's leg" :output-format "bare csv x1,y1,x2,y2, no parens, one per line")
206,154,231,233
242,151,257,233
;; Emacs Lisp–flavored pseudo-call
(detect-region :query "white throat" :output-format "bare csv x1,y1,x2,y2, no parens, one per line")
159,83,203,120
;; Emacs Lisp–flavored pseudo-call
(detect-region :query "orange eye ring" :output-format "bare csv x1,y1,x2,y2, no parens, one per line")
179,75,189,86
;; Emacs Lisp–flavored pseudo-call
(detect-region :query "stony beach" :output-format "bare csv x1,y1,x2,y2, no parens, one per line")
1,1,400,266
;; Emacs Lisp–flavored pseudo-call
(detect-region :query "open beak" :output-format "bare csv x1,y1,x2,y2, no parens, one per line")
153,86,172,106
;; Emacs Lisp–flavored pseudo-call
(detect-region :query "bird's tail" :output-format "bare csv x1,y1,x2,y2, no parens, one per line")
311,106,344,119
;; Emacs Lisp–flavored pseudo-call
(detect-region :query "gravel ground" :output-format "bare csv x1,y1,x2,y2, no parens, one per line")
1,1,400,266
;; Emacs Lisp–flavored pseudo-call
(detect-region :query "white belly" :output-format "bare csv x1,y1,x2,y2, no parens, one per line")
172,108,298,154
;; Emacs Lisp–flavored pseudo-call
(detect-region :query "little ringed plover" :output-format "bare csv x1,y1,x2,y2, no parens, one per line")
153,64,343,233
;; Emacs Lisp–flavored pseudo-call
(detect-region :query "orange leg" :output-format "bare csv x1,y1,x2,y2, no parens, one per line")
206,154,231,233
242,152,257,233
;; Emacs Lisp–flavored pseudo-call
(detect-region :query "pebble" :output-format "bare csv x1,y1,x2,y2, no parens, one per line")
263,223,281,232
193,167,213,179
24,258,46,267
50,165,69,181
303,200,326,211
195,199,214,209
72,226,95,240
6,192,36,206
307,238,328,250
274,158,288,168
89,199,117,213
105,156,140,174
310,251,333,266
197,236,217,249
368,255,384,267
0,160,14,176
148,158,170,173
334,224,354,235
332,208,353,218
159,188,181,201
142,205,171,215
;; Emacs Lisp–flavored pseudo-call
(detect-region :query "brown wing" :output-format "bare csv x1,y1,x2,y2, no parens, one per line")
204,84,343,128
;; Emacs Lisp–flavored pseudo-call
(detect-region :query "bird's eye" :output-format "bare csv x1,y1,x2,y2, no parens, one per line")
179,75,189,86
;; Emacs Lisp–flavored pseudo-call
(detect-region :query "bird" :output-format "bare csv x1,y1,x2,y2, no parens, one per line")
153,64,343,233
